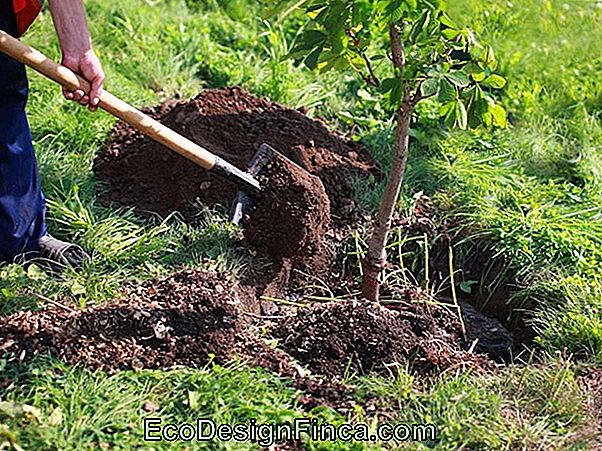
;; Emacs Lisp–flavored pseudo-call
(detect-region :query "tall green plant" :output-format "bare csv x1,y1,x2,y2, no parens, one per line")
281,0,508,300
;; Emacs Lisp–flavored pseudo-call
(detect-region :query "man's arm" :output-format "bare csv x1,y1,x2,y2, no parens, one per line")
47,0,104,111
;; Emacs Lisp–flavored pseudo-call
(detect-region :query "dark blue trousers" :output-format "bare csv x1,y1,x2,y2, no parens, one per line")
0,1,47,262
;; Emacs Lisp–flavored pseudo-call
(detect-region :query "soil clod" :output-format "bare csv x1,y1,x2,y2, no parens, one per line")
270,299,493,378
0,271,249,372
0,270,491,379
244,155,330,260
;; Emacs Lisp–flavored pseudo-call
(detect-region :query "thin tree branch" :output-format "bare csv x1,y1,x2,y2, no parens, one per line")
411,75,441,106
361,53,380,87
346,28,380,87
389,24,405,71
359,71,379,87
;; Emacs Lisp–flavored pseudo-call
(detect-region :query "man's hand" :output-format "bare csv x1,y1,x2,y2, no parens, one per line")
61,50,104,112
48,0,104,112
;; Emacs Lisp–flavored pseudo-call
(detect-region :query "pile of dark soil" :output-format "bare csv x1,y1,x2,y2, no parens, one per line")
0,271,253,372
270,300,493,378
95,87,376,226
0,271,490,379
95,87,374,288
243,155,330,261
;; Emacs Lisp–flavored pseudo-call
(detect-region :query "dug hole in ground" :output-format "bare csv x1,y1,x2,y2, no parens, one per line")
1,87,523,409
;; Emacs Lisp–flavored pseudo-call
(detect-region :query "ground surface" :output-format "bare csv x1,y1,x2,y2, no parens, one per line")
0,269,489,379
1,0,601,449
1,91,495,381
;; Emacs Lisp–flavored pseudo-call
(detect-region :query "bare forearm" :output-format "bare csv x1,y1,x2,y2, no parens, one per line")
47,0,104,111
47,0,92,57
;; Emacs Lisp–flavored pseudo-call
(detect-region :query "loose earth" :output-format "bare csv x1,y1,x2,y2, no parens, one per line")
0,270,491,379
243,155,331,260
0,89,513,409
95,87,376,227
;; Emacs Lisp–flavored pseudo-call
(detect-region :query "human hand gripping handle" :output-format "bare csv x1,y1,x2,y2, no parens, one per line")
0,30,227,175
61,49,105,111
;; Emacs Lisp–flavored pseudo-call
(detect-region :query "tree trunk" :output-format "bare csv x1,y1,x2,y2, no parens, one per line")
361,104,412,301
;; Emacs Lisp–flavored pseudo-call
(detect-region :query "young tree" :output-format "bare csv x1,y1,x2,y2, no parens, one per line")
284,0,507,301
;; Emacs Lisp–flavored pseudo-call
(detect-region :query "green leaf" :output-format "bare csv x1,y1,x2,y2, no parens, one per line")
379,77,397,93
441,99,467,129
439,100,456,119
389,79,404,108
319,0,348,31
482,74,507,89
489,102,508,127
439,11,458,29
438,78,456,103
322,53,349,72
471,71,487,82
381,0,406,22
409,9,431,41
445,72,471,88
442,28,461,40
479,45,497,70
420,77,439,97
300,29,327,47
304,46,323,69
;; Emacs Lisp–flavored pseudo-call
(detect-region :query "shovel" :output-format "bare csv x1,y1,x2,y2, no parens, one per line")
0,29,275,225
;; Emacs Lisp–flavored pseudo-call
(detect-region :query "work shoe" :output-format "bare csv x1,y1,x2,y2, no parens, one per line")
15,234,90,274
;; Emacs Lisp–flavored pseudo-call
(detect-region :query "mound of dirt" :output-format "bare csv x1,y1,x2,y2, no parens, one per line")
95,87,376,226
243,156,330,260
0,270,491,379
270,299,493,378
0,271,254,372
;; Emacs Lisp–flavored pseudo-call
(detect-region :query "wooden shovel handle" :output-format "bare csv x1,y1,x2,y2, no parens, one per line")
0,29,217,171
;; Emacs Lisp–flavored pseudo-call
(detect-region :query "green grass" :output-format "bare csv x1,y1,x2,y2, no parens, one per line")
1,0,601,448
0,357,591,450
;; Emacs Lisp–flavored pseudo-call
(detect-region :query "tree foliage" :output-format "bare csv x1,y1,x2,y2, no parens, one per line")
287,0,507,128
276,0,508,300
